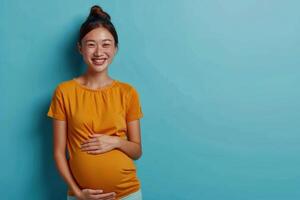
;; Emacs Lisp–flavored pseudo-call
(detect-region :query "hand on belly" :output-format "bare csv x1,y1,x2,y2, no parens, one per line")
77,188,116,200
80,133,121,155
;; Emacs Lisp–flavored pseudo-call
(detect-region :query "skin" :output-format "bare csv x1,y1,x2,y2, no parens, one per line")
52,27,142,200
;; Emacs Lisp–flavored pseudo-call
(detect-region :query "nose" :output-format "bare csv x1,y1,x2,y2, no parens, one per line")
94,44,103,56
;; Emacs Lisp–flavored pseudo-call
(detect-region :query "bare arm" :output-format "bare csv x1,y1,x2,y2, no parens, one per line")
52,119,81,197
80,119,143,160
116,119,142,160
53,119,117,200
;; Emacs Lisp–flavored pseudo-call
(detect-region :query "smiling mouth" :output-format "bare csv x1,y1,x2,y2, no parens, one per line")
92,58,107,65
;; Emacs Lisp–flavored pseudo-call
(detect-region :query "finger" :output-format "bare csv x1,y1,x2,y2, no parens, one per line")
86,189,103,194
81,141,99,148
82,146,102,152
87,149,106,154
81,138,98,145
92,133,104,137
91,192,116,199
101,196,116,200
87,150,103,154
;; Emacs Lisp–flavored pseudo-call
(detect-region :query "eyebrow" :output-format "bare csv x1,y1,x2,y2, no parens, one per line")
85,39,113,43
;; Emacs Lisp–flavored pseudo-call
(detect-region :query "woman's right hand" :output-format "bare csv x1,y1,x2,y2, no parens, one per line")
76,189,116,200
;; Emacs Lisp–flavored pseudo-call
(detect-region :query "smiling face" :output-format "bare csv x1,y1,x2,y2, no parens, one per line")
78,27,117,73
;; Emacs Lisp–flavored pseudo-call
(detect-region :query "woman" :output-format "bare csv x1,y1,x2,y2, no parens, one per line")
47,5,144,200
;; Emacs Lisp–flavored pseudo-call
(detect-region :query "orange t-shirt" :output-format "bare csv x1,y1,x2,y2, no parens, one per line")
46,78,143,199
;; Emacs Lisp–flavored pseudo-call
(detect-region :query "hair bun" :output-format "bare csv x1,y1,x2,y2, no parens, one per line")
89,5,111,21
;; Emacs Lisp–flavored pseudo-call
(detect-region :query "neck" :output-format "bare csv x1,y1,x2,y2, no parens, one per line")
82,69,114,87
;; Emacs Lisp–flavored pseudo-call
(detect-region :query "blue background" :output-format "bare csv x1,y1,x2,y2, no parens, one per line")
1,0,299,199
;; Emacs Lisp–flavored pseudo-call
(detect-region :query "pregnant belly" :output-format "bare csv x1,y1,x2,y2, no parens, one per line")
69,149,138,193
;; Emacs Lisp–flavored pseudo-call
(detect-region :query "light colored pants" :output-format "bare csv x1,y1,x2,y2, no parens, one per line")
67,189,142,200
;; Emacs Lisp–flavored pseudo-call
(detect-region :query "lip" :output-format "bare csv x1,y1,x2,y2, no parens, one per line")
92,57,107,61
91,57,107,65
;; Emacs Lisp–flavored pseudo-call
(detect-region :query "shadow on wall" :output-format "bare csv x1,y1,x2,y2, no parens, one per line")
38,106,67,199
39,16,84,200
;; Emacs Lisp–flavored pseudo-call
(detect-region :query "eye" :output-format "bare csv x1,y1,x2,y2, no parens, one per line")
87,43,96,47
103,43,111,48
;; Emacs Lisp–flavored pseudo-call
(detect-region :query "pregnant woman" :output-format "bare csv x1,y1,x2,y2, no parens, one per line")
47,5,144,200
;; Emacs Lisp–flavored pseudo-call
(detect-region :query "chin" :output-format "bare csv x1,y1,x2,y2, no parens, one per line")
89,64,109,73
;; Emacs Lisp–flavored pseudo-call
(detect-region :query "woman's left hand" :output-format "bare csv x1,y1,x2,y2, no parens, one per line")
80,134,121,154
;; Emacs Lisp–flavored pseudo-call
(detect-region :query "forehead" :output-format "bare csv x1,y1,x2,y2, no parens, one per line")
82,27,114,42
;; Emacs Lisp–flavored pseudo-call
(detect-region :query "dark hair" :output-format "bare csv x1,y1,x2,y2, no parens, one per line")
78,5,118,48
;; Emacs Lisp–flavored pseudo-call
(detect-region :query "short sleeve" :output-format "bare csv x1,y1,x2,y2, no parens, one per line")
126,87,143,123
47,86,66,121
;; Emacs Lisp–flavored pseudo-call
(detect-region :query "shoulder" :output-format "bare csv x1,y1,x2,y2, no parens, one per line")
116,80,139,94
54,79,75,93
116,80,142,104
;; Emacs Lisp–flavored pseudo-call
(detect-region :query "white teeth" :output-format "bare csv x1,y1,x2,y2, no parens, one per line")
92,58,106,65
93,58,106,60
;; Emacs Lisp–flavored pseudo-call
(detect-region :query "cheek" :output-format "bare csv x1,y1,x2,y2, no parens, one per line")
82,50,93,59
86,48,95,54
106,49,116,58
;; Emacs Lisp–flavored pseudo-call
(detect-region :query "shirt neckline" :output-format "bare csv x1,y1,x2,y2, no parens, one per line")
72,78,118,92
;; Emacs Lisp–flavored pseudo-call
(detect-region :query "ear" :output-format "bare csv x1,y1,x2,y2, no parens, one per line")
77,42,82,54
